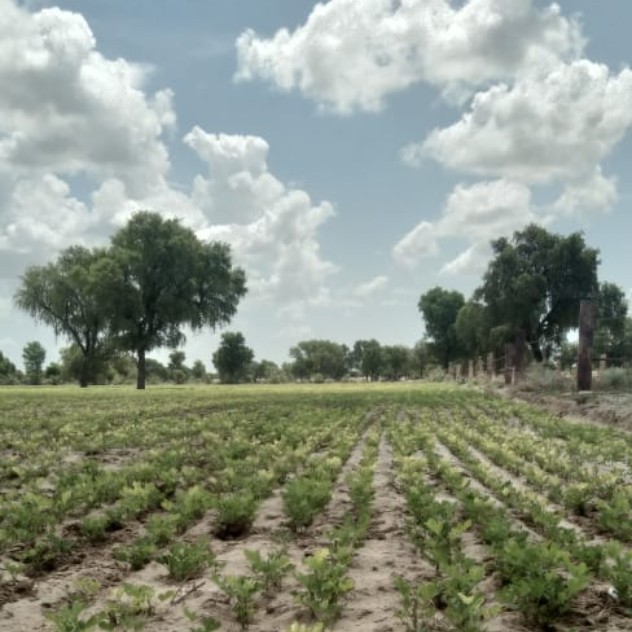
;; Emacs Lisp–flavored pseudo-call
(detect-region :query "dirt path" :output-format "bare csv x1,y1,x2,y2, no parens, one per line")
333,436,434,632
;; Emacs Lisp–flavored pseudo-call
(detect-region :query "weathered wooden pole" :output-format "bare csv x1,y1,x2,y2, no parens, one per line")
514,328,526,381
600,354,607,371
455,363,462,381
468,359,474,380
504,343,515,386
577,300,595,391
487,352,495,379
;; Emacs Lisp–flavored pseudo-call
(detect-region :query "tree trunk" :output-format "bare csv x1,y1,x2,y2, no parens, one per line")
137,348,146,390
79,355,90,388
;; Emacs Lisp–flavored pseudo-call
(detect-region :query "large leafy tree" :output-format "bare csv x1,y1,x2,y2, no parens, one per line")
418,287,465,369
289,340,347,381
0,351,17,384
22,341,46,385
381,345,410,380
14,247,115,387
352,339,383,381
475,224,599,362
213,331,254,383
594,282,629,363
108,212,246,389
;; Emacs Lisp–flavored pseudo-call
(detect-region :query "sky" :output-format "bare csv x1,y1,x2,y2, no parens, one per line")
1,0,631,370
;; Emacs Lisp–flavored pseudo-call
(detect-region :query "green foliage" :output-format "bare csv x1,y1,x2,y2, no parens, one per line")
113,538,157,571
289,340,348,381
497,540,591,626
352,339,383,381
107,211,246,389
183,608,221,632
45,600,100,632
294,548,354,626
212,573,261,629
476,224,599,361
283,477,331,532
214,492,257,538
159,539,215,581
245,547,294,593
212,332,254,383
394,577,439,632
14,247,116,387
22,340,46,385
418,287,465,369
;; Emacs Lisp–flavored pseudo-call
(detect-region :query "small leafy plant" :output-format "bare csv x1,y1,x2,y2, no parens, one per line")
159,539,215,582
245,547,294,593
214,493,257,539
394,576,439,632
212,572,261,629
294,548,354,627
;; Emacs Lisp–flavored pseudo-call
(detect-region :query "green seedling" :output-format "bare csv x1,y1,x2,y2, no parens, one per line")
214,493,257,539
183,608,221,632
294,548,354,627
113,538,156,571
159,539,215,582
245,547,294,593
394,576,439,632
212,572,261,629
45,600,100,632
283,477,331,532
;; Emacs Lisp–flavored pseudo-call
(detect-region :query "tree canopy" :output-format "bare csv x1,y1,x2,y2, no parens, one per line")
418,287,465,369
475,224,599,361
106,211,246,389
22,341,46,385
213,331,254,383
14,246,116,387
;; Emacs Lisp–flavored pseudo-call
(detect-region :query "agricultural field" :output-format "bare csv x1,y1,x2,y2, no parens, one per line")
0,384,631,632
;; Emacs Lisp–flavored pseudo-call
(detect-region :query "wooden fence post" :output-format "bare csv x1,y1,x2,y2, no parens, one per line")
504,343,515,386
487,352,495,379
514,328,526,381
577,300,595,391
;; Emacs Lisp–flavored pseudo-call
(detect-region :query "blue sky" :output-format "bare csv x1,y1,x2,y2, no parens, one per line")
1,0,631,370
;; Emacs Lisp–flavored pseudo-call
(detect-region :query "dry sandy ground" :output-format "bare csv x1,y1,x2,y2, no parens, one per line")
2,410,631,632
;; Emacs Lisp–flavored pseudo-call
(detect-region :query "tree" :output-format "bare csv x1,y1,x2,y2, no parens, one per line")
22,341,46,385
352,339,383,381
594,282,628,363
107,212,246,389
409,340,429,378
0,351,17,384
213,332,254,383
475,225,599,362
418,287,465,369
14,246,116,387
289,340,348,381
168,350,189,383
381,345,410,380
455,301,490,359
191,360,207,381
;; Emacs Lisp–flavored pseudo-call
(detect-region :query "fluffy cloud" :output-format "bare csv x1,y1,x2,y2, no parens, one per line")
0,0,174,192
185,127,338,304
414,61,632,185
235,0,582,113
553,168,618,215
392,221,438,268
393,180,539,273
0,1,337,314
353,275,389,298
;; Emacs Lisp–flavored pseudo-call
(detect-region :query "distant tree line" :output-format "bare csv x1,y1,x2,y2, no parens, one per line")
5,221,630,387
418,224,631,372
11,211,246,389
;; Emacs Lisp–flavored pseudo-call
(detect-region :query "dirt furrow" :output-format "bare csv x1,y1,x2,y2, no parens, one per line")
333,436,434,632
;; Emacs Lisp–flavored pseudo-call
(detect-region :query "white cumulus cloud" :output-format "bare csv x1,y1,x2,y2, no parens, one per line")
353,275,389,298
414,60,632,185
235,0,582,114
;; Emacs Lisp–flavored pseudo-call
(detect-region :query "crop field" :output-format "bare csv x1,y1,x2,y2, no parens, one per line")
0,384,631,632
